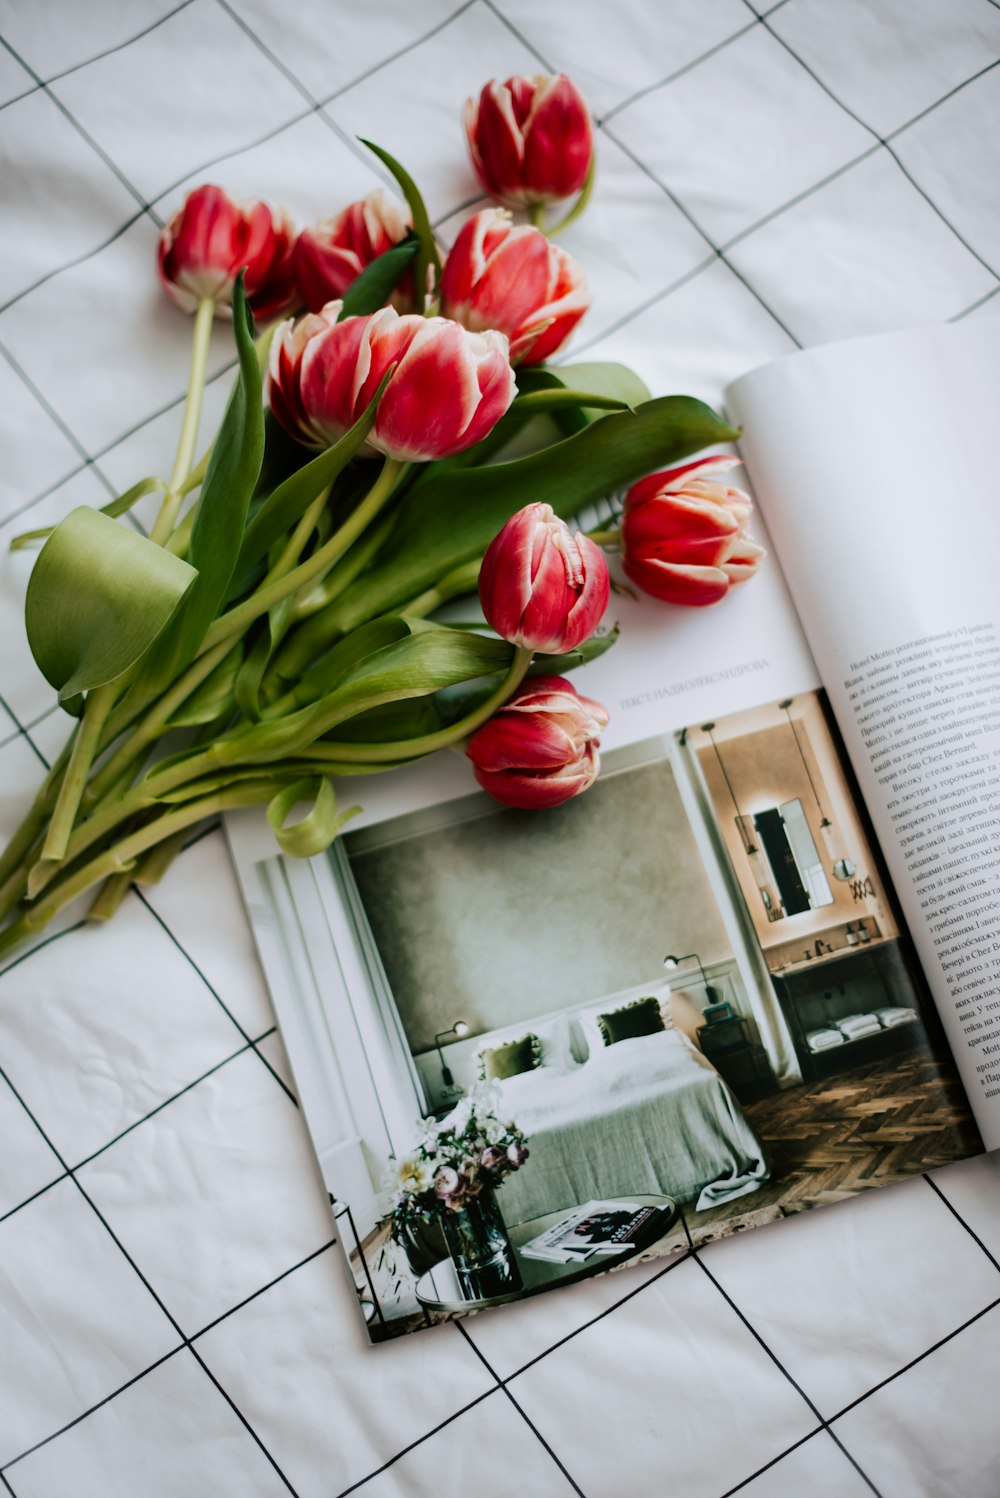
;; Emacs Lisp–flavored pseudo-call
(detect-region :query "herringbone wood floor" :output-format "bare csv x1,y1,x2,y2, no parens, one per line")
683,1030,983,1241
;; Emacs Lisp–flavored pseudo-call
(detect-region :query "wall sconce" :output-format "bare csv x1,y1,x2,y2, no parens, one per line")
435,1020,469,1089
778,700,856,881
703,724,784,920
664,952,710,992
663,952,719,1005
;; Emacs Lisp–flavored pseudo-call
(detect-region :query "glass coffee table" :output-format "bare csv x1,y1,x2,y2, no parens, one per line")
414,1193,679,1316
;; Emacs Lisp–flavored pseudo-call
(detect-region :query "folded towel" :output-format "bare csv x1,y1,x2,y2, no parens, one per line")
837,1012,880,1035
807,1028,845,1052
875,1006,917,1028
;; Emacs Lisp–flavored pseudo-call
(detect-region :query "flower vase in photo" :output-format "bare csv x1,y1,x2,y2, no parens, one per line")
441,1186,522,1300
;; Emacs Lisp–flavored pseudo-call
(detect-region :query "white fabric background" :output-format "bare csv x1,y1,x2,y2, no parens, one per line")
0,1,999,1494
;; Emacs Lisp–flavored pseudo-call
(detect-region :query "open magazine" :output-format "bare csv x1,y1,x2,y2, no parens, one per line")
226,316,999,1343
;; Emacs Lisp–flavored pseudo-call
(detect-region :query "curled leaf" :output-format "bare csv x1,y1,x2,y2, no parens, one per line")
266,776,360,857
24,507,197,706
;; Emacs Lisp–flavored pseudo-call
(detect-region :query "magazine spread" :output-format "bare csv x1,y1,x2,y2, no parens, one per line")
226,317,998,1343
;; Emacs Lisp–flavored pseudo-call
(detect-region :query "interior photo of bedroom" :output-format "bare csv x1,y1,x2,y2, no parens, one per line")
322,690,981,1338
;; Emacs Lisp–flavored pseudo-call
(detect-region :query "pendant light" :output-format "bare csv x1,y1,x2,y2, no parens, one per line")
778,700,856,880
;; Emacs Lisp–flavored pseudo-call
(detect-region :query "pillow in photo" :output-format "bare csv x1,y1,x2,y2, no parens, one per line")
597,996,666,1047
477,1033,541,1081
577,990,673,1058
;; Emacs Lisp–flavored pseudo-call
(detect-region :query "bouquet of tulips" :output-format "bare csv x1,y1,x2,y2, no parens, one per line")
0,74,762,958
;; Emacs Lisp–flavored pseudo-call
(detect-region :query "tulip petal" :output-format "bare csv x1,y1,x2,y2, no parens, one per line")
623,554,732,606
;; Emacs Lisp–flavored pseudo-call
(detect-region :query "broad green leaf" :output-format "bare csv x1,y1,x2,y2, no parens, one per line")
360,139,440,306
555,361,652,410
326,396,738,633
267,776,358,857
234,372,390,578
323,694,442,743
338,236,419,319
149,628,514,783
290,614,414,708
24,507,196,706
11,475,166,551
138,275,264,696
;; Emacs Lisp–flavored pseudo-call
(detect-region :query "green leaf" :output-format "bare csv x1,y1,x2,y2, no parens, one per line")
360,139,440,306
267,776,359,857
24,507,197,706
149,628,514,784
328,695,443,743
290,614,414,708
531,624,621,676
511,389,631,415
11,475,167,552
234,372,390,579
138,274,264,696
338,236,419,320
554,361,652,410
169,644,243,727
326,396,738,633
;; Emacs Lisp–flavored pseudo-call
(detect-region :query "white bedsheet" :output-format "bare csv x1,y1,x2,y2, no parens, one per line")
495,1032,768,1220
1,2,999,1495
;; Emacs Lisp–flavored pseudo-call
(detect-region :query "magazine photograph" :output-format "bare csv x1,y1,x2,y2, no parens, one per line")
232,676,983,1339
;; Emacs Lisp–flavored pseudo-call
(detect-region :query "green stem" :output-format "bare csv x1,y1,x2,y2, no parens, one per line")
200,459,407,656
83,638,238,811
150,295,215,545
0,735,72,892
308,645,533,765
40,683,117,864
547,156,596,239
268,486,330,583
401,559,482,619
528,203,547,230
586,526,620,546
1,781,285,959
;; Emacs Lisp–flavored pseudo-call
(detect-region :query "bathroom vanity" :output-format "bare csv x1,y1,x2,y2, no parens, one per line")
770,935,924,1079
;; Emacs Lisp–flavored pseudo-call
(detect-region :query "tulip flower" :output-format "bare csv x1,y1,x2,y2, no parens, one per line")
466,676,609,810
293,189,412,313
464,75,594,208
268,303,516,463
621,456,765,607
157,184,295,318
479,502,609,652
440,209,588,365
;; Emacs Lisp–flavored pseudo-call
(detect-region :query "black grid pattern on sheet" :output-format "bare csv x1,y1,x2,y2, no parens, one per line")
1,2,999,1493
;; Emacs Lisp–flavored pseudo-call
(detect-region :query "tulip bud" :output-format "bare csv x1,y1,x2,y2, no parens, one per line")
157,184,295,318
268,303,516,463
466,676,609,809
621,457,765,607
293,189,413,313
479,502,609,653
440,209,588,365
464,75,594,208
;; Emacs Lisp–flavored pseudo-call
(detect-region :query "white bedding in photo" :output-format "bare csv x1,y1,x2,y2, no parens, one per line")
492,1031,769,1223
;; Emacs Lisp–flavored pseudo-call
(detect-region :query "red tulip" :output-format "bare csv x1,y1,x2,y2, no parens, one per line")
268,303,516,463
157,184,295,318
464,75,594,207
293,189,412,313
440,209,588,365
479,502,609,652
466,676,609,809
621,457,765,607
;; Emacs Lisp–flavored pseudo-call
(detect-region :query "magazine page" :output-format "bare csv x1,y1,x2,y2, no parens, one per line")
228,498,983,1339
727,317,1000,1147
